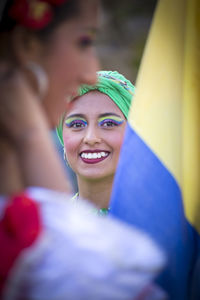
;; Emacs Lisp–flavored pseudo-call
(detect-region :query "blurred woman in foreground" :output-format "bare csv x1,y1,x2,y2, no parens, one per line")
0,1,166,299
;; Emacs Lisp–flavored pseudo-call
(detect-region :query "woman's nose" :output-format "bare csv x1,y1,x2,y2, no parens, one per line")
83,127,101,146
81,50,99,86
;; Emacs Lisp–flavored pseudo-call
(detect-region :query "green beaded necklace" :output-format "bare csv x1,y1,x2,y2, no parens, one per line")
71,193,110,216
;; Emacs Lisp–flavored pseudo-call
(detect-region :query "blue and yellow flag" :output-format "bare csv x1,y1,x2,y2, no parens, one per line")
110,0,200,299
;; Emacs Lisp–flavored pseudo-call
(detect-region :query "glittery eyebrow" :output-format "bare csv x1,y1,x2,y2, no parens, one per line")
65,116,87,127
98,115,125,125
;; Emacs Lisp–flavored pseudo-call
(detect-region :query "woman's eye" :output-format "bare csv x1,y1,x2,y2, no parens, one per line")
78,37,94,48
104,121,116,127
99,117,125,128
71,122,85,128
65,119,87,129
100,120,119,128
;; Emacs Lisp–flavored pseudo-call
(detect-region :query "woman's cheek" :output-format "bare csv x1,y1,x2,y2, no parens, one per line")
109,131,125,149
63,135,79,154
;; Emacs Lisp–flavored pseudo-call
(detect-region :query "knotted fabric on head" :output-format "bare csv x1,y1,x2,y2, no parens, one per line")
56,70,135,146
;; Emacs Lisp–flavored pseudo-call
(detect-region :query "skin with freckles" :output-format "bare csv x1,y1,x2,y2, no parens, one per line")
62,90,127,208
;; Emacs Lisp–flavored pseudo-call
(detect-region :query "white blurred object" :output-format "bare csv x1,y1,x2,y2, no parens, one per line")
3,187,167,300
26,61,49,99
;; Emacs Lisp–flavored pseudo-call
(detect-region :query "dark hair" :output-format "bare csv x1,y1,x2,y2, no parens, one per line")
0,0,80,40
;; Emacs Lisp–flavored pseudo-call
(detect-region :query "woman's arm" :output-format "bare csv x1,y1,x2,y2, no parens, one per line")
0,66,71,194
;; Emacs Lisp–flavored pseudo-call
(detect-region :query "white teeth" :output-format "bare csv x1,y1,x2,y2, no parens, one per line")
81,152,108,159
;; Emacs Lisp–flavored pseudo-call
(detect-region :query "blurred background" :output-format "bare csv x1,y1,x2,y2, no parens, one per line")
53,0,158,192
98,0,157,83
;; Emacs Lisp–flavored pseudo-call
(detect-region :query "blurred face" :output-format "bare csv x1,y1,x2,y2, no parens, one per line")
62,91,127,182
39,0,100,127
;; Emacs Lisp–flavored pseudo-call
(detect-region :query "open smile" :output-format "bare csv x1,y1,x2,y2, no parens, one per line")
80,150,110,164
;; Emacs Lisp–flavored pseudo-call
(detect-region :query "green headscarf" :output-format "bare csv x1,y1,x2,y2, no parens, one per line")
56,70,135,146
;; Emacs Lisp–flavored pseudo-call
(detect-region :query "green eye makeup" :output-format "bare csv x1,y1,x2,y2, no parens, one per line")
98,115,124,127
65,116,87,128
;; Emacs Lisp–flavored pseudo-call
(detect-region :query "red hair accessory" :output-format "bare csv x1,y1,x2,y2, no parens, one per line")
9,0,68,30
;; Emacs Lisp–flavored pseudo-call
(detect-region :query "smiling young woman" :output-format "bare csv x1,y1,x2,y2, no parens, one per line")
57,70,135,212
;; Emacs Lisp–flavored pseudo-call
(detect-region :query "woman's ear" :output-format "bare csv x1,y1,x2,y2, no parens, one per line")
11,26,42,66
10,27,48,97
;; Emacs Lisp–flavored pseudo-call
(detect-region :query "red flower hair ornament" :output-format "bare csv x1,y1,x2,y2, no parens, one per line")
9,0,68,30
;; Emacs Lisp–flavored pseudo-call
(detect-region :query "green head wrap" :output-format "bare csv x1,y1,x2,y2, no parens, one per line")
56,70,135,146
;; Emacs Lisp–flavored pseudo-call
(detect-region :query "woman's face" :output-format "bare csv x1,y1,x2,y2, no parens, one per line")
62,91,127,181
39,0,100,127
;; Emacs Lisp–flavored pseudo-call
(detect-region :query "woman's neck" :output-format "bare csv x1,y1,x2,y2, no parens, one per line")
77,176,114,209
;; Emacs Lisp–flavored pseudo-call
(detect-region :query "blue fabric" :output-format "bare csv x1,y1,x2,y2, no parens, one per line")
110,123,199,300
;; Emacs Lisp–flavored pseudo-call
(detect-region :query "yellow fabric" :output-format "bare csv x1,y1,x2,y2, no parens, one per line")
129,0,200,231
182,0,200,234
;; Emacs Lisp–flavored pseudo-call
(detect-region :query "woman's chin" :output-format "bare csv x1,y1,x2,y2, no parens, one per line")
79,172,113,182
49,115,61,129
43,101,65,129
